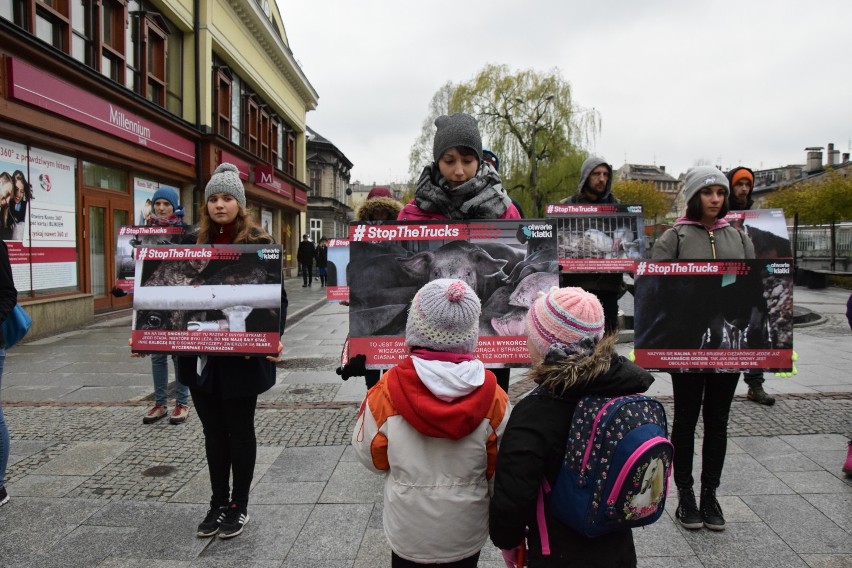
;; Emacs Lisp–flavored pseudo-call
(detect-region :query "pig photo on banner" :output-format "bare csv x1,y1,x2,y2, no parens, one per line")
633,258,794,372
348,219,558,369
547,202,646,272
114,225,187,293
130,244,283,356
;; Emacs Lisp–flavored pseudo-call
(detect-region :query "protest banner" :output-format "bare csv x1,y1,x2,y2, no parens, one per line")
724,209,792,258
325,238,350,302
347,219,558,369
114,225,187,293
633,258,794,372
130,244,283,356
546,202,646,272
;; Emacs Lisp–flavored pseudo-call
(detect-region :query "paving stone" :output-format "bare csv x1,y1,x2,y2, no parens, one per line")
7,474,88,497
801,493,852,532
320,460,384,504
799,554,852,568
263,445,346,482
776,470,852,494
287,503,373,561
250,481,326,504
740,495,852,554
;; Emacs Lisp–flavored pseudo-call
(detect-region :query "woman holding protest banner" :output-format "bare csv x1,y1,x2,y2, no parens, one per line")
650,166,754,532
139,186,193,426
398,113,520,392
176,163,286,540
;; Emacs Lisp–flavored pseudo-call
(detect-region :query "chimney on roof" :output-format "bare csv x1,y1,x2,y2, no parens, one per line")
827,142,839,166
659,165,665,173
843,153,850,163
805,146,823,173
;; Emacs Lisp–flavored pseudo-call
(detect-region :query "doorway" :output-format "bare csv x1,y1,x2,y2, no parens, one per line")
82,194,132,312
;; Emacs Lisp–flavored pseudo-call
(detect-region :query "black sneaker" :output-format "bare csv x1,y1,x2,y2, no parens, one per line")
700,487,726,531
0,485,9,507
196,505,226,537
676,487,703,529
218,503,249,539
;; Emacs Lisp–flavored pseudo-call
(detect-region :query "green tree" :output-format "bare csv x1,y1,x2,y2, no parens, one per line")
612,179,669,220
409,64,599,216
765,168,852,224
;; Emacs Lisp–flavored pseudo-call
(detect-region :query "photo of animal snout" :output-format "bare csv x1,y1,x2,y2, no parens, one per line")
627,457,666,517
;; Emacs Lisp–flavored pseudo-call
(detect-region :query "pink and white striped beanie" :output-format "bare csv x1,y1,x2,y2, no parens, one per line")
405,279,481,354
526,286,605,360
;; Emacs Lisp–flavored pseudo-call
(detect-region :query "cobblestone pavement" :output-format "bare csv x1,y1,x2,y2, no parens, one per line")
0,284,851,567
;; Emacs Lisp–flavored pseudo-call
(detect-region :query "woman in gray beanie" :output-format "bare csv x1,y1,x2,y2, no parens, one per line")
398,113,521,221
650,165,754,533
175,163,287,540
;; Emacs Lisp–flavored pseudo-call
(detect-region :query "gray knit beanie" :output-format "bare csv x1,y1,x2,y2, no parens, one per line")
432,113,483,163
205,163,246,207
683,165,729,205
405,279,481,354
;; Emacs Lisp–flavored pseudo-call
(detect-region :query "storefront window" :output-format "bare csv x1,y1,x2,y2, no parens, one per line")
82,162,127,192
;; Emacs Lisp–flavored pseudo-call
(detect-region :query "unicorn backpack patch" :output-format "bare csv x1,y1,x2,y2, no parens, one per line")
547,393,673,538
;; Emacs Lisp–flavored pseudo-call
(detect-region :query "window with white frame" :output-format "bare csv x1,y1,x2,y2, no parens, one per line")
310,218,322,245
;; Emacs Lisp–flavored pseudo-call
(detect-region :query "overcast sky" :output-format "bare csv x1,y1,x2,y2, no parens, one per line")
279,0,850,186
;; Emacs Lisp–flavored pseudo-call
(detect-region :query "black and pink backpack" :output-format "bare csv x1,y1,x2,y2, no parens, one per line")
536,392,673,541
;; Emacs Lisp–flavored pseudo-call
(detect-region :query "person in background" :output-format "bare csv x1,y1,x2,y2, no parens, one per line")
651,166,754,532
490,287,652,567
353,278,510,567
558,155,624,335
140,186,192,425
297,234,315,288
845,292,852,476
399,114,520,393
336,187,404,390
726,166,775,406
0,236,18,507
315,237,329,288
175,163,286,540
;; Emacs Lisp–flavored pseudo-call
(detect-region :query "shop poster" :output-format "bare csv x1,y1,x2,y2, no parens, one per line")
347,219,558,369
131,244,283,356
633,258,794,372
546,203,646,272
0,139,77,292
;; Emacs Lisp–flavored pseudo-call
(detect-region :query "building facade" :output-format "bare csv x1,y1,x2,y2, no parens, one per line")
0,0,317,337
305,127,352,242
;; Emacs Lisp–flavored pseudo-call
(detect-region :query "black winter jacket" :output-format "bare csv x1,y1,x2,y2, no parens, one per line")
0,241,18,347
176,231,287,399
490,355,654,568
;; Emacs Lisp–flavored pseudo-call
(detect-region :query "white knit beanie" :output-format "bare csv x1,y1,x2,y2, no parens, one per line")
405,279,481,354
205,163,246,207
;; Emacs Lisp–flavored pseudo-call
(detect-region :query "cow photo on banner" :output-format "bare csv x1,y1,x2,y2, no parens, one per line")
348,219,558,369
324,238,349,302
547,203,647,272
130,244,283,356
633,258,794,372
723,209,792,259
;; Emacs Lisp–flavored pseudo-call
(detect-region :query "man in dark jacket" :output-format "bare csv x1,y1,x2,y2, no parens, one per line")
725,166,775,406
297,234,315,287
558,155,624,334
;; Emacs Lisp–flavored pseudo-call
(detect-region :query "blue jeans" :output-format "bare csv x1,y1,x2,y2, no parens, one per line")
0,348,8,489
152,353,189,406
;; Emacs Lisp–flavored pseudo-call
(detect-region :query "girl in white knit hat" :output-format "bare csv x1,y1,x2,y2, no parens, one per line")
352,278,511,567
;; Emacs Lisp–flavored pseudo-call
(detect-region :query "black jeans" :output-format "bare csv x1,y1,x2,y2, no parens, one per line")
391,551,479,567
670,372,739,490
190,388,258,508
300,263,313,286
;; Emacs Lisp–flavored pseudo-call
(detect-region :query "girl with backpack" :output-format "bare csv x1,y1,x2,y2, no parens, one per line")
651,166,755,532
489,287,654,567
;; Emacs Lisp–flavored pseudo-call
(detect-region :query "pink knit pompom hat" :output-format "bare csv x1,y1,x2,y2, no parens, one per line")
526,287,605,361
405,279,481,354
